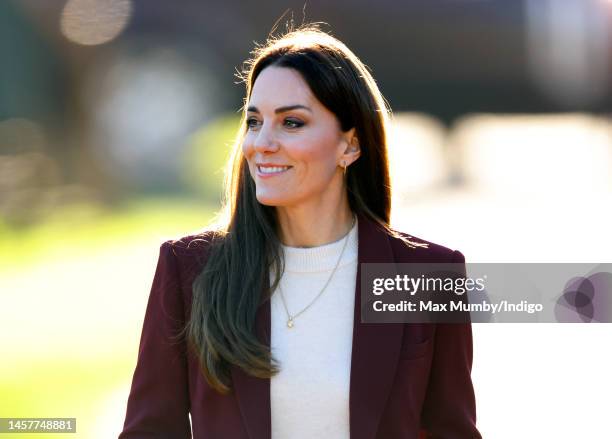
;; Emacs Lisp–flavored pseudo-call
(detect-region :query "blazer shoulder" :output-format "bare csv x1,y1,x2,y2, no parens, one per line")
159,229,221,274
164,229,218,253
387,228,465,264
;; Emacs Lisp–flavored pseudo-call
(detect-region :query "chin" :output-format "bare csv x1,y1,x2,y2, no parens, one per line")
255,193,286,207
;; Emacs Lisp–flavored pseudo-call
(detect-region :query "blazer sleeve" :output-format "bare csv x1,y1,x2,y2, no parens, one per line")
418,250,481,439
118,241,192,438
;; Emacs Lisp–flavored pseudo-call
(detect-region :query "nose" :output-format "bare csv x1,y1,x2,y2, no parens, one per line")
252,124,280,153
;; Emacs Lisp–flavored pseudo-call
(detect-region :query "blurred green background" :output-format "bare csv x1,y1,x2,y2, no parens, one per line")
0,107,236,437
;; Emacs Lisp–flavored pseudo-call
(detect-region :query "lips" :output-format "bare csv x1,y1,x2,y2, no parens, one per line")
258,165,291,173
256,165,292,177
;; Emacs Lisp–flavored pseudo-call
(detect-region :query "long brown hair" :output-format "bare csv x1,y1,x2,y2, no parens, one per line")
185,23,398,394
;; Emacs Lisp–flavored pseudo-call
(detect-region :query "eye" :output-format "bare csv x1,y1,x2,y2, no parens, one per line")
245,118,260,129
245,117,305,130
284,118,304,129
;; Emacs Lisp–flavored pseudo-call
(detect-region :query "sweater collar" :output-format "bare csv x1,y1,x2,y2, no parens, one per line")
280,216,358,273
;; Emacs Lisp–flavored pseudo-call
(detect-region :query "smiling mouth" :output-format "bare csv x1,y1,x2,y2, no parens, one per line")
257,165,293,175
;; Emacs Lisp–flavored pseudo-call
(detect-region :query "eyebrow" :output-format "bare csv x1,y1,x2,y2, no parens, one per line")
246,104,313,114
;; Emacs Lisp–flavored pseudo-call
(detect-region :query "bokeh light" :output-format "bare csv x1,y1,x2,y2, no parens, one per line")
60,0,132,46
387,113,449,200
451,113,612,199
83,47,220,189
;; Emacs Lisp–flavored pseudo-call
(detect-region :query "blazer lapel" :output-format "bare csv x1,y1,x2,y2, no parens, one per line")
231,211,403,439
349,212,403,439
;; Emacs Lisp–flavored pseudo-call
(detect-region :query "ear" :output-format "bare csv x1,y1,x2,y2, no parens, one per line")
340,128,361,165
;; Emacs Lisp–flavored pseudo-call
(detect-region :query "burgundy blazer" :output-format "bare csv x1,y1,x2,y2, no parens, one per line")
119,211,481,438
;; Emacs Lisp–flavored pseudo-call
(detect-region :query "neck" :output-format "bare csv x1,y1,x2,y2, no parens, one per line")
275,204,355,248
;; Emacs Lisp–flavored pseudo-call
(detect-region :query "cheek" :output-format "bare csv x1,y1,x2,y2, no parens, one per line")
308,149,339,178
294,136,338,167
241,138,252,157
242,143,259,172
294,153,338,190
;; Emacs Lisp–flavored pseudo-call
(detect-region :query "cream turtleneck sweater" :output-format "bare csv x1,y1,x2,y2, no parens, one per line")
269,217,359,439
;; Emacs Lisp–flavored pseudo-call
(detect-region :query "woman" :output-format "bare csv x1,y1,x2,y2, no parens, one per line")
119,24,481,439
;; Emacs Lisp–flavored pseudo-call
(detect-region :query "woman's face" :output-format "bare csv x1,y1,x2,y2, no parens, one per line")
242,66,357,209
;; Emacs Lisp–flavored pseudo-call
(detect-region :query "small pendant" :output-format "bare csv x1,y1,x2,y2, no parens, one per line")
287,317,294,328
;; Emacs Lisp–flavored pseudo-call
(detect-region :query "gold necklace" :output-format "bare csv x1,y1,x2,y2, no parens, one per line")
278,214,356,329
